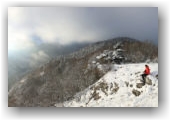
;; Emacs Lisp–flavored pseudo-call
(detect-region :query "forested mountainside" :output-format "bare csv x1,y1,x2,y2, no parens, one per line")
8,37,158,107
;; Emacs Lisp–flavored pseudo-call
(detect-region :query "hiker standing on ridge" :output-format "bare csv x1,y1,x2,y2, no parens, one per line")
141,65,150,85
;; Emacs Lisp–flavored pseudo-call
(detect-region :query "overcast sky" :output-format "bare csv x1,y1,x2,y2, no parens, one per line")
8,7,158,53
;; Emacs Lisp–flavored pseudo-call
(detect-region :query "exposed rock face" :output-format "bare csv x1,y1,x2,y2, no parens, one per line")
111,82,119,94
146,77,152,85
94,42,125,64
136,83,144,88
132,89,141,96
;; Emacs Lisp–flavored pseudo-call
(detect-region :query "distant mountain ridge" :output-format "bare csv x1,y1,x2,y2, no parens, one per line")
8,37,158,107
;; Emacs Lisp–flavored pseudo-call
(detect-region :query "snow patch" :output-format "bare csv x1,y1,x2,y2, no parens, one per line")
62,63,158,107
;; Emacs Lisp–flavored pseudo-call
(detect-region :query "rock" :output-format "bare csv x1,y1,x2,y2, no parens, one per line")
94,94,101,100
125,81,129,87
114,82,119,88
130,84,133,87
111,87,119,94
111,82,119,94
136,83,144,88
94,82,108,96
91,91,101,101
86,89,102,105
110,83,113,90
146,77,152,85
156,74,158,79
132,89,141,96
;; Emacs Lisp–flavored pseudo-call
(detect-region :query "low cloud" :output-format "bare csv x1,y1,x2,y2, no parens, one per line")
8,25,35,52
8,7,158,52
29,50,50,67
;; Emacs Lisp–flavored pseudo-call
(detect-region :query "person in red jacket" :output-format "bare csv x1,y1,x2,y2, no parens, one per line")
141,65,150,85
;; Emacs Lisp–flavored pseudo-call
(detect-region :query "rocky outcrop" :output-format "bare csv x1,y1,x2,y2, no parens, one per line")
132,89,141,96
94,42,125,64
136,83,144,88
146,77,152,85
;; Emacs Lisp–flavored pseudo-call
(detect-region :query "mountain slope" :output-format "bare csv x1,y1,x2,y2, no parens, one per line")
8,42,89,90
8,37,158,107
63,63,158,107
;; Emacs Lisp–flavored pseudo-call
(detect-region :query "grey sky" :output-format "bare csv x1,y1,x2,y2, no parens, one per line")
8,7,158,53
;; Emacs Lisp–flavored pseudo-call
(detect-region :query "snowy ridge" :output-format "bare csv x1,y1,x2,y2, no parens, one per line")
62,63,158,107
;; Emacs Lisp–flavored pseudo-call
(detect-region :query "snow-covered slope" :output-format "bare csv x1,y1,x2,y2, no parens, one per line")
62,63,158,107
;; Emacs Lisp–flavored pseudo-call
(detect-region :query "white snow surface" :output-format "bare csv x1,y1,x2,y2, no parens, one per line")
63,63,158,107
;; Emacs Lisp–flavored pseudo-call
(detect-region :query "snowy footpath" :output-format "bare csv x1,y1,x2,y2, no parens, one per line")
60,63,158,107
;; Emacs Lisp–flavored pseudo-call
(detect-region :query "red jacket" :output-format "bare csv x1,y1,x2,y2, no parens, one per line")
144,66,150,75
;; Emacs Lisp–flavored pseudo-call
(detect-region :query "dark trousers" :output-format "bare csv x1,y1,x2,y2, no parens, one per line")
141,74,148,84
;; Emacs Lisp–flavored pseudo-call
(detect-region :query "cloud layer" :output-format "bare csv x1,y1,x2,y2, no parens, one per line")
29,50,50,67
8,7,158,52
